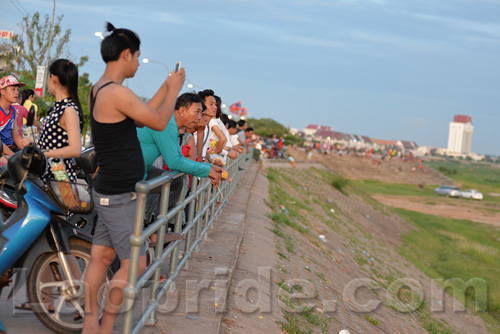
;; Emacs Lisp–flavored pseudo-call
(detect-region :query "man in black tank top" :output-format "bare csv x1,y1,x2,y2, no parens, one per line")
82,23,185,334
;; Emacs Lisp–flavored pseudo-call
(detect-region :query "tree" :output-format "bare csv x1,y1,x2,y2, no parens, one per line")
247,117,289,138
0,11,91,143
78,72,93,146
1,12,87,88
11,12,70,75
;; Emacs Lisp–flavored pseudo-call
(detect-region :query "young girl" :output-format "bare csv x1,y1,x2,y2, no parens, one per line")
37,58,83,182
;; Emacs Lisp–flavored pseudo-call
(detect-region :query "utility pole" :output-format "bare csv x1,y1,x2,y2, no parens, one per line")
42,0,56,96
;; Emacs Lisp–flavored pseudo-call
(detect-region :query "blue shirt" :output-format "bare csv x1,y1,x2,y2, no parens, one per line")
137,114,212,179
0,105,15,146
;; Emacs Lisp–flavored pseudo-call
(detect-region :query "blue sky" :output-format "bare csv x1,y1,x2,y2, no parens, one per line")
3,0,500,154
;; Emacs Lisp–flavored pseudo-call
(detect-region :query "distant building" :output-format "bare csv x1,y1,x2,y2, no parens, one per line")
303,124,333,137
447,115,474,155
315,129,335,141
300,124,422,153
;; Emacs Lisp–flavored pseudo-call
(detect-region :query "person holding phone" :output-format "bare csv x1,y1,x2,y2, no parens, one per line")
82,22,185,334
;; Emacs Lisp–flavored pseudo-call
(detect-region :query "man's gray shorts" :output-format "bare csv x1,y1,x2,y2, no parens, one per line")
92,189,145,261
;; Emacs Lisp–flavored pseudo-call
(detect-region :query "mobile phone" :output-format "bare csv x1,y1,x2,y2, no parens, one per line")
175,61,181,72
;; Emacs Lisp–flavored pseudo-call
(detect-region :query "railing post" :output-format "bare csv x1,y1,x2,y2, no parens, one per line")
194,178,206,250
167,175,189,292
183,176,198,268
123,181,149,334
210,179,217,229
203,184,213,238
146,173,171,326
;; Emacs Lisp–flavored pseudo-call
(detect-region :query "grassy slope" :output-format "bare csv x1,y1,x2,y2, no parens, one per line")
395,209,500,321
350,180,438,198
353,159,500,332
266,167,462,333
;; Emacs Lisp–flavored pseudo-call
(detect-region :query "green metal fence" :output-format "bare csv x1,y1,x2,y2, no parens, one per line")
122,149,253,334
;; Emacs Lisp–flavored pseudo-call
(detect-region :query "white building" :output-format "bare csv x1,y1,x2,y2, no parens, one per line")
447,115,474,155
303,124,333,138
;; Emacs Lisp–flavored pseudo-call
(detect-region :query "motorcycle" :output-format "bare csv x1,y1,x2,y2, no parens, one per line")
0,146,99,231
0,143,111,334
0,191,7,334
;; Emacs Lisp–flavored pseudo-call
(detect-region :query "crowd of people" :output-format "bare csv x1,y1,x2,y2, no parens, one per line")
0,22,257,334
299,141,418,162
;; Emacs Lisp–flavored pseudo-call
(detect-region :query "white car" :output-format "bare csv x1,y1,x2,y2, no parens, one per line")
434,185,461,197
460,189,483,200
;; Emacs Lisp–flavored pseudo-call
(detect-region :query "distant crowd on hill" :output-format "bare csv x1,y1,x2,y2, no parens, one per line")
297,141,420,162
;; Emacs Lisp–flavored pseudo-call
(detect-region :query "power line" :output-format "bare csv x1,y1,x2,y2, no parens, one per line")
13,0,29,15
8,0,28,16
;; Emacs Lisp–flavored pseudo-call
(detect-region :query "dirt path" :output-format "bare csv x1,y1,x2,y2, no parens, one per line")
373,194,500,226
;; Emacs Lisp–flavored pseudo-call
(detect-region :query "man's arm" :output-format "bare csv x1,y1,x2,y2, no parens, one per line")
154,122,211,177
12,122,25,149
196,130,204,161
146,81,168,110
1,142,14,156
104,69,185,131
186,136,197,161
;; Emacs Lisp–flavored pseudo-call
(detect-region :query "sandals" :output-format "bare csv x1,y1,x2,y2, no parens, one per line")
74,308,83,321
15,302,31,311
15,301,55,313
149,232,184,248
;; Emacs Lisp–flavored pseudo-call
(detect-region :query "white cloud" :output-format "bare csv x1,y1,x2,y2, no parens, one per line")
415,13,500,39
155,12,185,24
348,30,432,51
279,34,351,48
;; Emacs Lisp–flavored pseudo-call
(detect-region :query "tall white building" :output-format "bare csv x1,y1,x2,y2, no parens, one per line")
447,115,474,155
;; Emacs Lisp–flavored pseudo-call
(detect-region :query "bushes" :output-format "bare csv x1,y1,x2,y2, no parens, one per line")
331,175,349,193
437,166,457,176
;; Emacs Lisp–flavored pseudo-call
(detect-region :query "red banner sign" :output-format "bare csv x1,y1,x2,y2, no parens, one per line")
0,30,14,39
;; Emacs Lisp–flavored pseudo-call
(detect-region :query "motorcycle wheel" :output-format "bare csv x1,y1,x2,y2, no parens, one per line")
26,238,111,334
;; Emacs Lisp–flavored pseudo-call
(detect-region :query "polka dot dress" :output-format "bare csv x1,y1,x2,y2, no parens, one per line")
38,98,82,182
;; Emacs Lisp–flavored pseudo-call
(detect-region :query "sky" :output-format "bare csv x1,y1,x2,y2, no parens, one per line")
2,0,500,155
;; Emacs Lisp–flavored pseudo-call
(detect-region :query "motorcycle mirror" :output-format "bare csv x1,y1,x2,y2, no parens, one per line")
26,105,35,127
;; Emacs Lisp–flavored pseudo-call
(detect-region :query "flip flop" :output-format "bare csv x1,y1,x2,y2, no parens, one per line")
15,302,55,313
15,302,31,311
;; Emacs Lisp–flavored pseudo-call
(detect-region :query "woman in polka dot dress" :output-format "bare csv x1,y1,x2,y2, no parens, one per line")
37,58,83,182
13,58,84,312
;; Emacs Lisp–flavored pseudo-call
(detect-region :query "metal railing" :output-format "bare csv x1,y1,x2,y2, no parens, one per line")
123,149,253,334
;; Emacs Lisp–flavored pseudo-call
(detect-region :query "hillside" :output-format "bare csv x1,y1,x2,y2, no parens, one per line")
221,160,489,333
287,147,453,186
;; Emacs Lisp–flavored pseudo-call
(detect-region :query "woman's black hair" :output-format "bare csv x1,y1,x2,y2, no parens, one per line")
101,22,141,63
49,58,83,129
21,89,34,105
214,95,223,119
